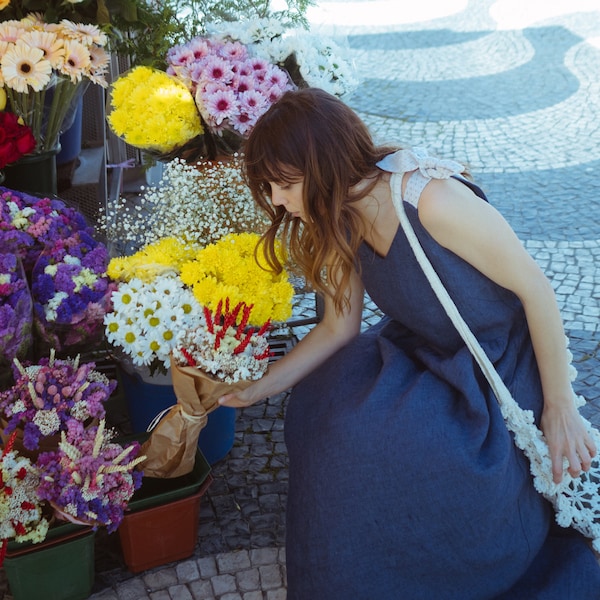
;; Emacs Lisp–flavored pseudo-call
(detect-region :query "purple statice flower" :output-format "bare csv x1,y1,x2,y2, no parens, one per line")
0,188,92,274
36,420,145,533
0,253,32,368
0,355,114,450
30,231,113,353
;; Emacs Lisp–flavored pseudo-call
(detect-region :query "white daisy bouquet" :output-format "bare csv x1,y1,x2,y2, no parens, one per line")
104,237,205,375
0,15,109,154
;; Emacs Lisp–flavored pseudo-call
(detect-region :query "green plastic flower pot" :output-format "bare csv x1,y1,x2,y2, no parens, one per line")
3,528,95,600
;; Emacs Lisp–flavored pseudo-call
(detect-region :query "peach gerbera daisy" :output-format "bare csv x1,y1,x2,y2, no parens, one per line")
20,30,65,69
0,23,24,45
88,45,109,87
58,20,107,47
0,41,52,93
59,39,90,83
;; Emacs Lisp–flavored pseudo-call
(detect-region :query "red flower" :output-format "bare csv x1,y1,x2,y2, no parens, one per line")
0,112,36,169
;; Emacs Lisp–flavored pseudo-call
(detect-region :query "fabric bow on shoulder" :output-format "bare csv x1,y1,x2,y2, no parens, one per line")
377,147,464,179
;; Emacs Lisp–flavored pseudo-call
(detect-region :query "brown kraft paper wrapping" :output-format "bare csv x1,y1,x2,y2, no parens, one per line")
139,360,252,478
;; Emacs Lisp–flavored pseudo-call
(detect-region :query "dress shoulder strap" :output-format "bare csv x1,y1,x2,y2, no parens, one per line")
376,147,465,208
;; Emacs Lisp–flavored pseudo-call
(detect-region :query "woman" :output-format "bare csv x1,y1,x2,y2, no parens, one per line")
219,88,600,598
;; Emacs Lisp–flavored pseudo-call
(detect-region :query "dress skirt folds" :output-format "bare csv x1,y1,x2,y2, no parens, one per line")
283,175,600,599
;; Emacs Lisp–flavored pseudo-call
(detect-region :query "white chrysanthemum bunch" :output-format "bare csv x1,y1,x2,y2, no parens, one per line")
104,273,204,369
102,156,268,250
211,17,359,98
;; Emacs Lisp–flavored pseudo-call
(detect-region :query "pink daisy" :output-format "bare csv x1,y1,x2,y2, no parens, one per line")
186,38,211,64
202,88,237,126
166,45,194,68
230,112,254,136
218,41,248,62
233,75,255,94
201,55,234,84
249,57,269,72
238,90,268,115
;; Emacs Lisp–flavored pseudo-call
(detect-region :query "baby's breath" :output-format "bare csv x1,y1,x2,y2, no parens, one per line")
102,156,268,250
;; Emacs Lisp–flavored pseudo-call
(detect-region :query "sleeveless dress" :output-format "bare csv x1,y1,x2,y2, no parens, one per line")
284,148,600,599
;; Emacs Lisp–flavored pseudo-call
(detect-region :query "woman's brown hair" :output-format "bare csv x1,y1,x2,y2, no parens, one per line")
243,88,397,315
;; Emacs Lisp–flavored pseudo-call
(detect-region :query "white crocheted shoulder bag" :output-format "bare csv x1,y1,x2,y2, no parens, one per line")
392,179,600,552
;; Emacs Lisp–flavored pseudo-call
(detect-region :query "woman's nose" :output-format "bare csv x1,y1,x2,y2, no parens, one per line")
271,191,286,206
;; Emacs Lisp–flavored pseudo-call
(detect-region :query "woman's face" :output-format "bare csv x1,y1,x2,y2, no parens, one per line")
269,178,305,221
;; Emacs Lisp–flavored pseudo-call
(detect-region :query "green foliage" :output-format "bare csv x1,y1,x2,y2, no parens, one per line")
109,0,315,69
0,0,315,69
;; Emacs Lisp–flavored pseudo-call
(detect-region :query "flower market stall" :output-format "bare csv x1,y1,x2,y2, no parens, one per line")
0,1,361,596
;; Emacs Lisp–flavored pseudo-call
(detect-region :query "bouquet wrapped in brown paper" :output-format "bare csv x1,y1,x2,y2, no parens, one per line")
140,300,272,477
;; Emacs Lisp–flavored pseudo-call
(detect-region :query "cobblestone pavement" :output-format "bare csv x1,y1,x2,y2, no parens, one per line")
3,1,599,599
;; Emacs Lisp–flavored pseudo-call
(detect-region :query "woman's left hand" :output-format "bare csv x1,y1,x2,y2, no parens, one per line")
540,401,597,483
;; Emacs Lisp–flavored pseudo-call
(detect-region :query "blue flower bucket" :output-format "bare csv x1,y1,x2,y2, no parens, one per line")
119,367,236,464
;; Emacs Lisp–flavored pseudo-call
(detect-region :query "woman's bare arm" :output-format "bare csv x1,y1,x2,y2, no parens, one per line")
418,177,596,482
218,267,365,407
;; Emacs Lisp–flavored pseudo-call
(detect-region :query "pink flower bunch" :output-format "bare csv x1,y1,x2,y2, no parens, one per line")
166,36,293,137
36,420,145,533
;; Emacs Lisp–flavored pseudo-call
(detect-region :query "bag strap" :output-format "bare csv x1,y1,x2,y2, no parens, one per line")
390,173,518,410
390,172,600,553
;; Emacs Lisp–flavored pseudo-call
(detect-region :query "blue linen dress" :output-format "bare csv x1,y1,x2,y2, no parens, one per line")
284,149,600,599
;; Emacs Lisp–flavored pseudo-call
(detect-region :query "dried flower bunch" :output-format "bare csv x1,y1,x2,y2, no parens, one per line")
31,230,114,353
0,431,49,564
0,187,90,272
36,419,145,533
102,156,268,250
0,351,114,450
0,252,32,369
173,299,271,383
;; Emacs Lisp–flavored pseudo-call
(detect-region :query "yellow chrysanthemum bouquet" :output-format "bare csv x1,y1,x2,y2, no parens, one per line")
104,231,294,477
106,65,204,161
0,15,109,154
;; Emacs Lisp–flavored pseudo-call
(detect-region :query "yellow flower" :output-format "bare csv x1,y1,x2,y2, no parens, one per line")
180,233,294,325
107,66,203,153
107,237,198,283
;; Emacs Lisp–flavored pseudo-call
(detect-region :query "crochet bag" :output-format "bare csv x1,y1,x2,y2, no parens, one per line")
393,186,600,552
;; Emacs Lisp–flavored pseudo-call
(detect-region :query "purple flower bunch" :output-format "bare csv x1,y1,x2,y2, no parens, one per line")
31,230,116,353
0,253,32,369
166,36,293,138
0,353,114,451
0,187,90,273
36,420,145,533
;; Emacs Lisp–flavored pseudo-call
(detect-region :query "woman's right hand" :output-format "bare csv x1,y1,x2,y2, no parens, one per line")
218,388,258,408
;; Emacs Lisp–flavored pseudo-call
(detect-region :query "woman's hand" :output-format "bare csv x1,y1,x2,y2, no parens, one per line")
218,388,257,409
540,401,597,483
